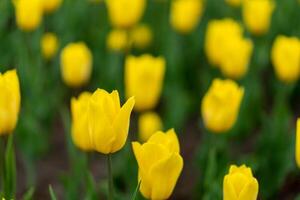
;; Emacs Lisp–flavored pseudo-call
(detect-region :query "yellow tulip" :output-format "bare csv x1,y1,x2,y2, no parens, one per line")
42,0,62,13
242,0,275,35
296,119,300,168
271,35,300,83
170,0,203,34
132,129,183,200
138,112,163,142
41,32,59,60
106,0,146,29
201,79,244,133
106,29,129,52
0,70,21,135
125,54,165,111
60,42,93,88
223,165,259,200
14,0,43,32
88,89,135,154
225,0,242,7
70,92,93,151
130,24,153,49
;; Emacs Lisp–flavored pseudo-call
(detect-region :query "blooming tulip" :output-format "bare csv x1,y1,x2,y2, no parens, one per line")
138,112,162,142
296,119,300,168
132,129,183,199
42,0,62,13
41,32,59,60
130,24,153,49
106,29,129,52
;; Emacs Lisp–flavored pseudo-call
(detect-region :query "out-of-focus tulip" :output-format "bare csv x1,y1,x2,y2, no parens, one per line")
201,79,244,133
60,42,93,88
14,0,43,32
125,55,165,111
42,0,62,13
296,119,300,168
130,24,153,49
106,29,129,52
41,32,59,60
170,0,203,34
138,112,162,142
225,0,241,7
132,129,183,200
271,35,300,83
88,89,135,154
242,0,275,35
223,165,259,200
106,0,146,29
71,92,93,151
0,70,21,135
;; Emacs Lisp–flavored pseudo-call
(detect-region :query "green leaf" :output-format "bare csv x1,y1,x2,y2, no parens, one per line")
22,187,35,200
49,185,58,200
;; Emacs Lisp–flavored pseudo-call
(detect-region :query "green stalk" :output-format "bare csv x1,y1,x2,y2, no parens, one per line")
130,181,141,200
107,154,114,200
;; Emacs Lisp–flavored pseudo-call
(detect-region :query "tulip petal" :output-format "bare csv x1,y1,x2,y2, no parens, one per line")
296,119,300,167
238,178,259,200
223,175,239,200
148,129,180,153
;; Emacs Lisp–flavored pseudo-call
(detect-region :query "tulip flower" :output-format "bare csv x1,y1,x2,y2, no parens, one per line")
138,112,163,142
132,129,183,200
41,32,59,60
125,54,165,111
60,42,93,88
130,24,153,49
88,89,135,154
106,0,146,29
201,79,244,133
106,29,129,52
14,0,43,32
170,0,203,34
70,92,93,151
42,0,62,13
0,70,21,135
296,119,300,168
242,0,275,35
225,0,242,7
271,35,300,83
223,165,259,200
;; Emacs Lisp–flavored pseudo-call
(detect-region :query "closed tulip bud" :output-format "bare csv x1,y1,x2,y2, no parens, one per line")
42,0,62,13
242,0,275,35
60,42,93,88
132,129,183,200
296,119,300,167
170,0,203,34
125,54,165,111
41,32,59,60
106,29,129,52
130,24,153,49
225,0,242,7
70,92,93,151
14,0,43,32
106,0,146,29
0,70,21,135
223,165,259,200
271,35,300,83
138,112,163,142
201,79,244,133
88,89,135,154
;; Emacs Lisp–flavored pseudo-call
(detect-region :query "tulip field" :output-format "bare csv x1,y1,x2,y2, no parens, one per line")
1,0,300,199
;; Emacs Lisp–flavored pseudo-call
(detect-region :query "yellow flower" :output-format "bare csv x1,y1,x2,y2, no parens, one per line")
201,79,244,133
42,0,62,13
88,89,135,154
70,92,93,151
170,0,203,34
41,32,59,60
296,119,300,168
60,42,93,88
132,129,183,200
125,55,165,111
225,0,242,7
242,0,275,35
271,35,300,83
106,29,129,52
14,0,43,32
138,112,163,142
106,0,146,29
0,70,21,135
223,165,259,200
130,24,153,49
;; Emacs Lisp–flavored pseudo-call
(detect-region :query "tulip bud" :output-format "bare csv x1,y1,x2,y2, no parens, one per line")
130,24,153,49
296,119,300,168
201,79,244,133
242,0,275,35
225,0,242,7
106,0,146,29
106,29,129,52
271,35,300,83
41,32,59,60
60,42,93,88
138,112,163,142
132,129,183,200
170,0,203,34
42,0,62,14
125,54,165,111
223,165,259,200
0,70,21,135
88,89,135,154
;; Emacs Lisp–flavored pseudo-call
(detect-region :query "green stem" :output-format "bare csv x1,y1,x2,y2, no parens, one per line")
107,154,114,200
130,181,141,200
